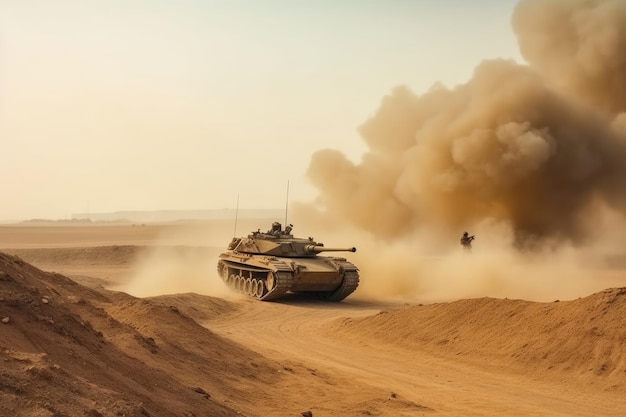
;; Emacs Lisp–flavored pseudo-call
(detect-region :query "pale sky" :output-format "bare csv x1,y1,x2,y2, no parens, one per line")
0,0,521,221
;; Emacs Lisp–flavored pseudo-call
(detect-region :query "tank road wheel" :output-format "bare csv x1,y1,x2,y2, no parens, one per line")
236,276,244,292
266,272,276,291
228,274,237,287
259,271,292,301
245,278,252,295
254,279,266,298
251,279,258,296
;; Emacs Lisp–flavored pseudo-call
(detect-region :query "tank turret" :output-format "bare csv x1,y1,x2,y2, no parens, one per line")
217,223,359,302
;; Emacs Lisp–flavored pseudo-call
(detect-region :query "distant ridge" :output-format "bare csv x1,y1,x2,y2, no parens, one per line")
71,209,283,223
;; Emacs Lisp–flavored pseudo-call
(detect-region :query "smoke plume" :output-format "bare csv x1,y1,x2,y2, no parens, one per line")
513,0,626,115
307,0,626,247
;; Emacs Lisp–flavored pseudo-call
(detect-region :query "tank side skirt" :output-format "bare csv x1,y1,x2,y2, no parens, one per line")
218,260,270,273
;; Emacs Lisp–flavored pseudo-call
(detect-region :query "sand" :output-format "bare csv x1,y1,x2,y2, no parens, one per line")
0,223,625,416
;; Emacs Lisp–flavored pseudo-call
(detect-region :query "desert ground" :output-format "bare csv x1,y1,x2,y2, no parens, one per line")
1,221,625,417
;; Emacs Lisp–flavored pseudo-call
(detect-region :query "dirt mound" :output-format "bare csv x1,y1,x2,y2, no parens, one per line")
330,290,626,390
147,293,239,322
0,251,270,416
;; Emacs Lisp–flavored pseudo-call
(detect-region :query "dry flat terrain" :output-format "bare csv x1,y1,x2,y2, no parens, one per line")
0,223,625,416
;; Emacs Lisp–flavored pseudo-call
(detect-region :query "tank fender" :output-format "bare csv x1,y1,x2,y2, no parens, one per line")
336,260,358,272
268,259,294,272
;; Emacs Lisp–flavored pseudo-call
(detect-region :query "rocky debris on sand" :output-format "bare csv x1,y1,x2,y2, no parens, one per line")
301,411,313,417
193,387,211,399
2,316,10,324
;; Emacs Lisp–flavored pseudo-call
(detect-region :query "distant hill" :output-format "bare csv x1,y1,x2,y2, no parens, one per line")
71,209,283,223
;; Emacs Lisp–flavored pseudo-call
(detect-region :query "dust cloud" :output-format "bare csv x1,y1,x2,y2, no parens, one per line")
308,60,626,246
513,0,626,115
302,0,626,302
289,214,626,303
117,245,234,299
113,221,250,299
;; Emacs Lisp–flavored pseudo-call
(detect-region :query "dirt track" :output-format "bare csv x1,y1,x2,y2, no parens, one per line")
204,296,625,417
1,223,625,416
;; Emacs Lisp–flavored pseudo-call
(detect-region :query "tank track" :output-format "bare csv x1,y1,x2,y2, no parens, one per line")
320,271,360,302
260,271,291,301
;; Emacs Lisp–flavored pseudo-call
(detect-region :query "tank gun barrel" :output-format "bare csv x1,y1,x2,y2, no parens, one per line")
304,244,356,254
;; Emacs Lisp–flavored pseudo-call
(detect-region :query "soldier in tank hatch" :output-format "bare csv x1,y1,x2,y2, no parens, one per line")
267,222,282,236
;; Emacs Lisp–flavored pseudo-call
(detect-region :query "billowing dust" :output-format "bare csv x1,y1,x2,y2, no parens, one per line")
301,0,626,302
289,212,626,303
308,0,626,246
113,221,256,300
513,0,626,115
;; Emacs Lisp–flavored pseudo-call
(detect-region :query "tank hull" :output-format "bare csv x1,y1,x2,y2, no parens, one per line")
217,250,359,301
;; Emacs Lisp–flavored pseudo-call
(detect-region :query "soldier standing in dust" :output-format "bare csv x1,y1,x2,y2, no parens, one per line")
460,232,475,252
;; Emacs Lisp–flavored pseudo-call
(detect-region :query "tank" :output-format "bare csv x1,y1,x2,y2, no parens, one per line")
217,222,359,301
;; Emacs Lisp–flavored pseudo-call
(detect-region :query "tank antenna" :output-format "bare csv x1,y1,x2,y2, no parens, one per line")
233,194,240,237
284,180,290,226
